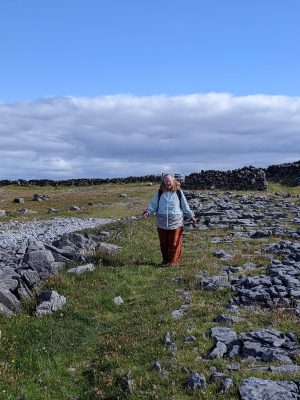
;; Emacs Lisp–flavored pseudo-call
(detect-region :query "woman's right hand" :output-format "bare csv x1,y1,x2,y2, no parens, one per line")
143,211,149,218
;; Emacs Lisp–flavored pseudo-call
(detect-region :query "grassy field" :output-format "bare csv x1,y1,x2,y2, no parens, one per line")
0,182,299,399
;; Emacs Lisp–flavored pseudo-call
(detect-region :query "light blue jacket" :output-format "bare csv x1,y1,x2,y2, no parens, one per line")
146,189,194,229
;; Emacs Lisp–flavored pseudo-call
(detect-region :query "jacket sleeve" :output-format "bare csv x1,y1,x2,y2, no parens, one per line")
146,191,159,215
180,190,194,218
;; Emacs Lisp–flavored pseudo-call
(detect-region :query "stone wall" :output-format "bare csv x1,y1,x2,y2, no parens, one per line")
0,175,161,187
2,159,300,189
265,160,300,186
182,166,267,191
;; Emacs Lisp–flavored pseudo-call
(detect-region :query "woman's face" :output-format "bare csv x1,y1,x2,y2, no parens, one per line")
163,175,174,190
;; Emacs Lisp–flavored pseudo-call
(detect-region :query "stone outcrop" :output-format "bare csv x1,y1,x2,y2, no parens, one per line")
0,232,122,315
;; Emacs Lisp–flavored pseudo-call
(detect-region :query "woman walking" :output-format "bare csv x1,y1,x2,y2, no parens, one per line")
143,174,196,266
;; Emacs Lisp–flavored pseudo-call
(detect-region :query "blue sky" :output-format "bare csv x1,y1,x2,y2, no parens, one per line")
1,0,300,100
0,0,299,179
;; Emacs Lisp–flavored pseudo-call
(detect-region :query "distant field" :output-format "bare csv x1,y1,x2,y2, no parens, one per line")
0,182,299,399
0,181,298,222
0,183,157,221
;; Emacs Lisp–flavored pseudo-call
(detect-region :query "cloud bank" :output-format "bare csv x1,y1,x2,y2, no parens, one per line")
0,93,299,179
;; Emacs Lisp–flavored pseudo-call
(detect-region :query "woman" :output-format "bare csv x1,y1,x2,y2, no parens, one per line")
143,174,196,266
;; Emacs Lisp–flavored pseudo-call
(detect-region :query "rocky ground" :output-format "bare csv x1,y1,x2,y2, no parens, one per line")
171,190,300,399
1,188,300,399
0,216,112,269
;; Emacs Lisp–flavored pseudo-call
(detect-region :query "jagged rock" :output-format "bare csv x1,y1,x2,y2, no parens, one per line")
47,208,60,214
213,249,232,259
0,210,6,216
184,335,197,343
13,197,24,203
210,372,233,392
0,286,20,311
208,340,227,359
215,314,244,324
22,245,56,278
98,231,110,238
113,296,124,305
186,373,206,390
32,194,51,201
17,208,38,214
35,290,66,316
0,302,13,316
207,327,299,363
172,309,185,318
121,371,133,395
162,332,172,345
18,268,41,288
153,361,162,372
210,326,238,346
52,233,97,260
67,263,95,274
95,242,122,254
239,377,300,400
0,266,19,291
202,275,231,290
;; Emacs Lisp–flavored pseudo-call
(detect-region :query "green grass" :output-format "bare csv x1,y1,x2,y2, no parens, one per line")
0,183,300,399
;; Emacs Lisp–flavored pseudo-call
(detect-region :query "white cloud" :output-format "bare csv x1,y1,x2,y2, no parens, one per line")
0,93,299,179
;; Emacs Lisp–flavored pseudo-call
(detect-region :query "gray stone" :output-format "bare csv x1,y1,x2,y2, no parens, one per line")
210,326,238,346
0,286,20,311
0,210,6,216
239,377,300,400
69,205,81,211
216,314,244,324
95,242,122,254
122,371,133,395
13,197,24,203
23,248,55,278
35,290,66,316
153,361,162,372
18,268,40,288
202,275,230,290
67,263,95,274
0,302,13,316
214,249,232,259
186,373,206,390
208,341,227,359
172,309,185,318
113,296,124,305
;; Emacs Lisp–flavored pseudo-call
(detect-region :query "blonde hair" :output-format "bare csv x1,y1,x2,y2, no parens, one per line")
159,174,181,192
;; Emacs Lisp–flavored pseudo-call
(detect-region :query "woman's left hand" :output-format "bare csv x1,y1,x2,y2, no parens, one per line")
191,217,197,226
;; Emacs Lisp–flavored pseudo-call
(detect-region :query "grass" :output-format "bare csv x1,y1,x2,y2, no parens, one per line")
0,182,300,399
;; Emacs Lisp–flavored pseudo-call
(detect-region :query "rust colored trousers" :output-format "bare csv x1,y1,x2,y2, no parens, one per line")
157,226,184,265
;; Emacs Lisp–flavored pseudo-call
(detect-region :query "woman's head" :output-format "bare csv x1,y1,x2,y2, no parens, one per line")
160,174,180,192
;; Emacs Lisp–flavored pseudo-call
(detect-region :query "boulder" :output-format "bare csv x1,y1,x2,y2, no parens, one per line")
0,286,20,312
186,373,207,390
67,263,95,274
35,290,66,316
96,242,123,254
239,377,300,400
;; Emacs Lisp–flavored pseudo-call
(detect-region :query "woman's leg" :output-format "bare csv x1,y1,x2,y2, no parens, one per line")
157,228,169,264
168,226,183,264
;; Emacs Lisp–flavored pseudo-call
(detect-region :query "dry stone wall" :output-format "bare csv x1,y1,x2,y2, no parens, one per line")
182,166,267,191
265,160,300,186
0,175,161,187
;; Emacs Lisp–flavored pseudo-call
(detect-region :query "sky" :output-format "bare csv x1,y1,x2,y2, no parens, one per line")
0,0,299,179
